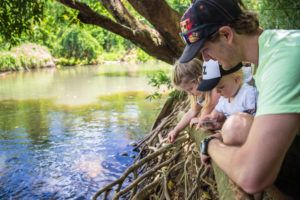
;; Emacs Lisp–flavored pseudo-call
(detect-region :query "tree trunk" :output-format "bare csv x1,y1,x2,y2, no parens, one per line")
56,0,186,65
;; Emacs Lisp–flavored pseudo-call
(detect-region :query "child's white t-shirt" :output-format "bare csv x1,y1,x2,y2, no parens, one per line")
215,83,258,118
242,66,253,83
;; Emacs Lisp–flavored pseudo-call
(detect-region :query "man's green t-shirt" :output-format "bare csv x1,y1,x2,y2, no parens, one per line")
254,30,300,116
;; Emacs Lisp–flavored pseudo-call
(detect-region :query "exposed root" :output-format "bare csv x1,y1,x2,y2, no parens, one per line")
93,96,219,200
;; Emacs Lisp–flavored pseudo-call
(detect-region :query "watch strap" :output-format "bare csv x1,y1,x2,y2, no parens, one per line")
200,136,217,156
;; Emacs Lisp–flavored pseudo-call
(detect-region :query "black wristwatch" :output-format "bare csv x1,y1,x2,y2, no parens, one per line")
200,136,217,156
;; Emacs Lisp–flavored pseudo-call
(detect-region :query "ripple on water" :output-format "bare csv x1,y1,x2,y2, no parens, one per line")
0,69,165,198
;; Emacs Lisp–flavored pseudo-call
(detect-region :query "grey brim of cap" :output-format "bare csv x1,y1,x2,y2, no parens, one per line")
197,77,221,91
179,38,205,63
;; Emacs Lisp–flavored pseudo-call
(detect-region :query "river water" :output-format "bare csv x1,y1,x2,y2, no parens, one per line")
0,64,168,199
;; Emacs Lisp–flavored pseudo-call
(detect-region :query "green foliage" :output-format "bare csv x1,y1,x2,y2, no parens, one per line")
56,57,79,66
242,0,300,29
166,0,191,14
257,0,300,29
99,51,126,62
2,0,299,67
136,48,155,63
0,52,18,71
0,43,53,71
147,71,172,89
58,27,102,63
146,71,172,101
0,0,45,45
30,1,80,50
92,28,133,52
0,52,43,72
145,70,186,101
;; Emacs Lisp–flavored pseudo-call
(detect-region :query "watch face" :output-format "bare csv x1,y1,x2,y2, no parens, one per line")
200,141,204,150
200,140,207,155
200,136,216,156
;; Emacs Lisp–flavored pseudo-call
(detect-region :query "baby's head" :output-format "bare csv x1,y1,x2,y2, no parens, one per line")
215,69,244,98
198,60,243,98
172,58,203,96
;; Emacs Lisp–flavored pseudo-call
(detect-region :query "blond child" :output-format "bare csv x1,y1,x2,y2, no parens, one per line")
198,60,258,145
167,58,220,143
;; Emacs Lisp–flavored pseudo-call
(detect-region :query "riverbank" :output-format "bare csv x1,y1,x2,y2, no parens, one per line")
0,42,159,75
0,43,55,72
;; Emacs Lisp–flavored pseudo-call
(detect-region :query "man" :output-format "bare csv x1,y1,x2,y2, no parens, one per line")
178,0,300,198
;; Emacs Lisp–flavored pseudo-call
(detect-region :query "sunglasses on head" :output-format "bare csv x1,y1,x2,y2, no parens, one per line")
179,23,220,45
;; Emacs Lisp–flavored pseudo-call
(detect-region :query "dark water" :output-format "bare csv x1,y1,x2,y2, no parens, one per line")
0,65,167,199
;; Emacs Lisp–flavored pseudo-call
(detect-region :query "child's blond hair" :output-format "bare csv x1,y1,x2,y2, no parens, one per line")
172,58,203,88
172,58,212,109
223,69,244,87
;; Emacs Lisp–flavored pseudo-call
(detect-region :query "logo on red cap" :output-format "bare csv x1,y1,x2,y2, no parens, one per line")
180,18,192,33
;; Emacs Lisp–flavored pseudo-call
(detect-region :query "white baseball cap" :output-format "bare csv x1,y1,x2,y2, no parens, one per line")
198,60,243,91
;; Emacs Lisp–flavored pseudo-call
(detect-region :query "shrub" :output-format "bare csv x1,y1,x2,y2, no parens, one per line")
136,48,154,63
59,27,102,63
0,43,55,71
0,52,17,71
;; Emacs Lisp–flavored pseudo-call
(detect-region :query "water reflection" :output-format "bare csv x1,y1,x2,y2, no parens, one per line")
0,66,167,199
0,66,157,105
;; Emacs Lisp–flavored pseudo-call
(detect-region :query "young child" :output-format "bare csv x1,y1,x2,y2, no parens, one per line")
198,61,263,200
167,58,220,143
198,60,258,145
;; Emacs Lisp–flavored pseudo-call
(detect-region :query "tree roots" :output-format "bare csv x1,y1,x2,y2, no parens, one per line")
93,97,219,200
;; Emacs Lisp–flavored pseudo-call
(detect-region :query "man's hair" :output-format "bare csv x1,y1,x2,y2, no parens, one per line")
209,9,259,42
231,0,259,35
172,58,203,87
231,11,259,35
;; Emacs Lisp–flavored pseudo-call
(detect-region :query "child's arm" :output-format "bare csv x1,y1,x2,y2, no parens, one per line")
167,104,201,143
199,89,220,120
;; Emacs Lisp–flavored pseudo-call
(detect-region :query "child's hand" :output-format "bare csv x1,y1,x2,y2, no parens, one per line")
189,117,201,129
167,130,179,143
199,118,216,131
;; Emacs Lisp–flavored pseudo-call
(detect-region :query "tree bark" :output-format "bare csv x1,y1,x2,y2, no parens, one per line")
56,0,185,64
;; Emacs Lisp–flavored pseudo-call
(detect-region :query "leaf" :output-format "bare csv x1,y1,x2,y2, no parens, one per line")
167,180,174,190
201,191,212,200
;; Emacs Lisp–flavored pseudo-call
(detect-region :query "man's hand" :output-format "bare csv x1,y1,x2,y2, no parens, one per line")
200,153,211,166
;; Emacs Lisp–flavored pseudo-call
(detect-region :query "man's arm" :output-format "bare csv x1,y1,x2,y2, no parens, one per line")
207,113,300,194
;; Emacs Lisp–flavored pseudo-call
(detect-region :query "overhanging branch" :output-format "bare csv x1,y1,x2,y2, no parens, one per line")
56,0,181,64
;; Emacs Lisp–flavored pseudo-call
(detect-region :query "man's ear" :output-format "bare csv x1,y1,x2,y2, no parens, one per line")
218,26,234,44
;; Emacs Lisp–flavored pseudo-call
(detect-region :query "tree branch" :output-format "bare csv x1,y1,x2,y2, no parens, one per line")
56,0,181,64
127,0,184,56
100,0,141,29
57,0,131,35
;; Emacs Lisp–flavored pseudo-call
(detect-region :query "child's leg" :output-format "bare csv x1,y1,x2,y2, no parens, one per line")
220,113,291,199
221,112,253,146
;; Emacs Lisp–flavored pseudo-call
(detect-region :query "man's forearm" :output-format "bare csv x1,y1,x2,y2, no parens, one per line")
206,114,300,194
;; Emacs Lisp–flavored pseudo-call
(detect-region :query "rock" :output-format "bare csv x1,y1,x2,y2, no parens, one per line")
129,141,138,147
120,152,129,157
